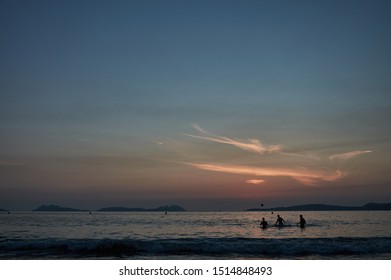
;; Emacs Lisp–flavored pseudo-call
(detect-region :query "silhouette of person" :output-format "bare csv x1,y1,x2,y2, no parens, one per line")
275,214,285,226
298,214,306,228
260,217,268,229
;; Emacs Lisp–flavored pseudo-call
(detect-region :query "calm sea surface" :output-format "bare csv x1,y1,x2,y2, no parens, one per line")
1,211,390,259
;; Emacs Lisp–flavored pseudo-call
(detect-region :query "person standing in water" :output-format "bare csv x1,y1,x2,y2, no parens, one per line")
275,214,285,226
298,214,306,228
260,217,268,229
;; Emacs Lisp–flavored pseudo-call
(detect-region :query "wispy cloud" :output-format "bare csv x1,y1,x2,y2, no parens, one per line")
185,134,282,154
186,162,345,186
186,124,282,154
192,123,209,135
329,150,372,162
180,124,370,186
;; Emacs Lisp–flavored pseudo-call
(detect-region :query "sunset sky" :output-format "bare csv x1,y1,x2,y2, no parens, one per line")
1,0,390,211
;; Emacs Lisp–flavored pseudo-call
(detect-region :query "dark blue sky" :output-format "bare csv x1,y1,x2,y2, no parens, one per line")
1,0,390,210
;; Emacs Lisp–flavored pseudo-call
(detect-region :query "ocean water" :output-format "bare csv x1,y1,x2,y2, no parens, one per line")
0,211,390,259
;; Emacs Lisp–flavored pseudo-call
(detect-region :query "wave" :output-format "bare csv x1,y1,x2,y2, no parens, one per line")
1,237,391,259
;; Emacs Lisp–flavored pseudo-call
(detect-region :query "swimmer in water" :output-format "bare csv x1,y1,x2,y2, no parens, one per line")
260,217,268,229
275,214,285,226
298,214,306,228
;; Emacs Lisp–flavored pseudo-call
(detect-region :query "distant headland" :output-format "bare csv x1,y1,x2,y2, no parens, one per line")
31,204,186,212
2,203,390,212
246,202,391,211
33,205,89,212
97,205,186,212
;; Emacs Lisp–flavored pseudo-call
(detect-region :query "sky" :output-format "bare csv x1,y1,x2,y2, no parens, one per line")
1,0,390,211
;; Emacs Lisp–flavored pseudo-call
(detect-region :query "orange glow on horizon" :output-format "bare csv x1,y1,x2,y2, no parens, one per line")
246,179,266,185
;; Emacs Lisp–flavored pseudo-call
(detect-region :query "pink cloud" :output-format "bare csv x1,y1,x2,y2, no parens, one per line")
186,162,346,186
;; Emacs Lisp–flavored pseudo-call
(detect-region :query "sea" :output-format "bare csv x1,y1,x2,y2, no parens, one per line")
1,211,390,259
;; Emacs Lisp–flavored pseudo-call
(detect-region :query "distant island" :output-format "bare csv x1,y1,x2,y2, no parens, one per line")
33,205,89,212
97,205,186,212
32,204,186,212
246,202,391,211
0,208,8,212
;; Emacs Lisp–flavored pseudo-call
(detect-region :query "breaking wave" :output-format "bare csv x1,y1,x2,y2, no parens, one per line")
1,237,391,259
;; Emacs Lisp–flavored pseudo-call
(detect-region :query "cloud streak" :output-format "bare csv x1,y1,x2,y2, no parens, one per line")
187,124,282,154
185,134,282,154
181,124,371,186
329,150,372,162
186,162,345,186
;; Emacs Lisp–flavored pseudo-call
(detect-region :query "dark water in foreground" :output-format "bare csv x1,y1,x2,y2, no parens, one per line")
1,211,390,259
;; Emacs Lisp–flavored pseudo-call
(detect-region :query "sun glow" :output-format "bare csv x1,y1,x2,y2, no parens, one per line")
246,179,266,185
